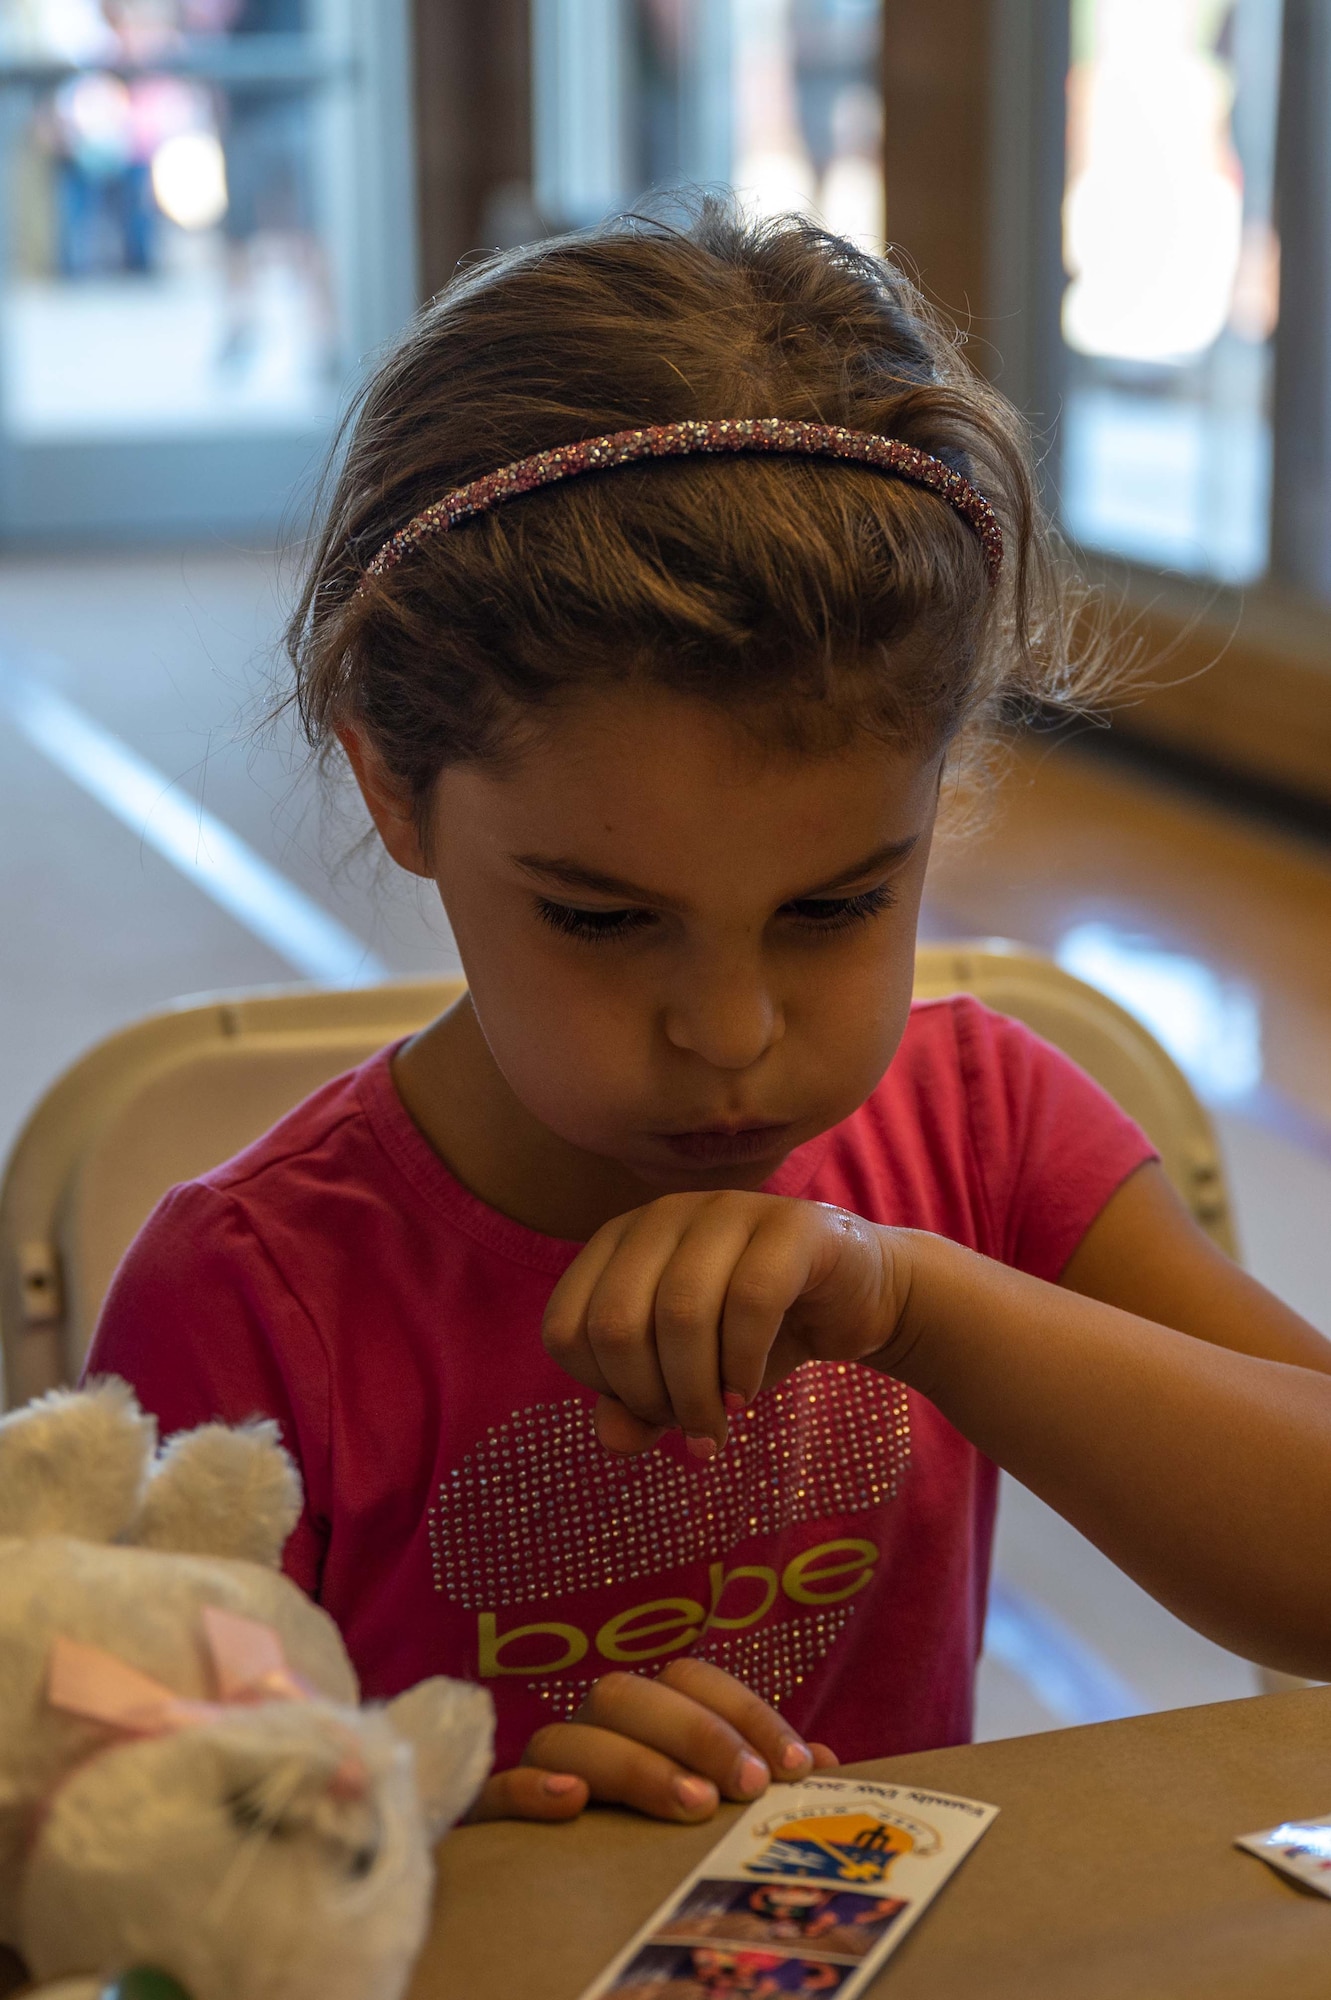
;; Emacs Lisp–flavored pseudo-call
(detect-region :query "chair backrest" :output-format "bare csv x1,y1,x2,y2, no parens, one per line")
914,942,1235,1251
0,979,464,1409
0,942,1235,1409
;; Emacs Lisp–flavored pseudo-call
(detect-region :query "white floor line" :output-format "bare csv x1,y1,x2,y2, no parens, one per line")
984,1575,1149,1727
1,661,390,986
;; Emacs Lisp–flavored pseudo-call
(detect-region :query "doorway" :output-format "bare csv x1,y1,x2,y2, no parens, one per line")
0,0,415,540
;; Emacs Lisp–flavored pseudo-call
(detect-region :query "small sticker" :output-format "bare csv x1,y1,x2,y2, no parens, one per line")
1236,1812,1331,1898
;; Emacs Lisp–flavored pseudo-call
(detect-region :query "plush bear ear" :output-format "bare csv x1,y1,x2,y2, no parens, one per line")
134,1421,302,1568
0,1379,153,1543
383,1679,495,1845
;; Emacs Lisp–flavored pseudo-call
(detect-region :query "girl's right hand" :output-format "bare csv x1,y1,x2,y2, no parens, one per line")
542,1191,916,1457
464,1657,837,1824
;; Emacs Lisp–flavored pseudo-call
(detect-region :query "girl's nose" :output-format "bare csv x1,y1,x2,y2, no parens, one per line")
662,965,783,1071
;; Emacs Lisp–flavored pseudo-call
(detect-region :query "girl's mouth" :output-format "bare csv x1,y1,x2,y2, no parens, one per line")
656,1123,795,1165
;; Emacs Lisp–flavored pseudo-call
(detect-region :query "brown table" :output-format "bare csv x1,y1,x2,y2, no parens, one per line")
415,1687,1331,2000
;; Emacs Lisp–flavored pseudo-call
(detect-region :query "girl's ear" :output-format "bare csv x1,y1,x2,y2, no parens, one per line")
338,725,432,877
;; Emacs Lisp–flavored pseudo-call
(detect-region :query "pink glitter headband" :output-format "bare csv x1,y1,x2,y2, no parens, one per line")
358,418,1003,590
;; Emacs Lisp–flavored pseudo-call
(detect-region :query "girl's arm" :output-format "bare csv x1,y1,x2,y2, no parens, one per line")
543,1181,1331,1682
896,1213,1331,1680
1060,1159,1331,1372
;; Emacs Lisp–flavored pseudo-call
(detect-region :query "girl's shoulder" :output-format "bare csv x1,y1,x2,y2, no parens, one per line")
799,995,1157,1277
114,1034,579,1301
102,1042,436,1312
886,991,1130,1127
892,989,1070,1097
195,1044,398,1201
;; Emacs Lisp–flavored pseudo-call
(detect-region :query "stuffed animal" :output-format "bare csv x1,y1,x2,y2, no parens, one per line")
0,1380,494,2000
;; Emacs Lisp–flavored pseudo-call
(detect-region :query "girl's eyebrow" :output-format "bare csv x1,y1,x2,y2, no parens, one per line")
795,837,921,895
511,853,688,908
510,836,920,908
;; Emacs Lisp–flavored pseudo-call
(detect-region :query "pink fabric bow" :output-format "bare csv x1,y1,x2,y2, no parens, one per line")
47,1608,367,1800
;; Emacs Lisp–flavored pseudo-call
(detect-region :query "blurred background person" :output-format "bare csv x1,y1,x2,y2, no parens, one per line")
201,0,336,381
46,68,152,276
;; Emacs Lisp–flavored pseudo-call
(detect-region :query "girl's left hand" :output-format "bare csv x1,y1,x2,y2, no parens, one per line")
543,1191,911,1457
465,1657,838,1825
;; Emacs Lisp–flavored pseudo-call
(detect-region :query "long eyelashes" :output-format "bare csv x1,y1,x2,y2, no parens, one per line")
785,882,898,930
535,900,656,943
535,882,897,946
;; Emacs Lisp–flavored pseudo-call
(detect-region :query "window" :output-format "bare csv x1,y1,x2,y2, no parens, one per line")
731,0,883,248
533,0,884,249
1058,0,1284,585
0,0,414,537
5,9,332,441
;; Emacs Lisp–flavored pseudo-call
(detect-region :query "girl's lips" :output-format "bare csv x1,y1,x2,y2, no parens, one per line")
657,1123,795,1165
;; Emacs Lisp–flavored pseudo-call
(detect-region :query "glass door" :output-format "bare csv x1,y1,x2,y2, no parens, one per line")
533,0,884,249
1058,0,1285,583
0,0,415,540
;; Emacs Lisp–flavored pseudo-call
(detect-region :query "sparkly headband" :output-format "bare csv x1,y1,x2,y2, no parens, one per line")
358,418,1003,590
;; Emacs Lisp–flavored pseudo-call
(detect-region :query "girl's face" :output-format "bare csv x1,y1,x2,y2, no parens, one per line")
366,687,941,1195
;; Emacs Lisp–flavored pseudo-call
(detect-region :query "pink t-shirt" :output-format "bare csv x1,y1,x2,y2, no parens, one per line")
86,997,1154,1770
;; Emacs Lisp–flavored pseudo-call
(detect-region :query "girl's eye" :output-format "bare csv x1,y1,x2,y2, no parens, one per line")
535,882,896,944
782,883,897,932
535,899,656,943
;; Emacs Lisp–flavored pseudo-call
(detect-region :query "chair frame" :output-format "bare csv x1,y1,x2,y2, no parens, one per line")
0,979,464,1408
0,943,1235,1410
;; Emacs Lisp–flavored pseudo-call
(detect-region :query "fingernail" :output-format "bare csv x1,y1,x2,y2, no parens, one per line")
723,1392,748,1417
542,1773,582,1797
737,1752,769,1797
781,1740,812,1772
686,1434,718,1462
673,1775,715,1812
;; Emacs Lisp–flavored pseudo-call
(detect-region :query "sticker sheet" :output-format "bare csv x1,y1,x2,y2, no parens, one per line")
579,1775,998,1998
1236,1811,1331,1897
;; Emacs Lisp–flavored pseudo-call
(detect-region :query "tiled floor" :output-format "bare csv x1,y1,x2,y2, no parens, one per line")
2,548,1329,1740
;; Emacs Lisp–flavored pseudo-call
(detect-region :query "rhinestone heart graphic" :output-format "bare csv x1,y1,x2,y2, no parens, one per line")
428,1361,912,1712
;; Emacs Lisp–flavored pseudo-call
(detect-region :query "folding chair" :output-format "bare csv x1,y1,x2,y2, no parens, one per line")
0,941,1235,1412
0,977,463,1410
6,946,1291,1691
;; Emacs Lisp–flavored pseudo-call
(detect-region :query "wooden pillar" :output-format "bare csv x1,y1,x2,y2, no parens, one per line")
412,0,534,302
1270,0,1331,597
880,0,994,329
880,0,1068,414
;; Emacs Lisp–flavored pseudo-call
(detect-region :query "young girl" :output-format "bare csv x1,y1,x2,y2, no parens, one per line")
88,202,1331,1829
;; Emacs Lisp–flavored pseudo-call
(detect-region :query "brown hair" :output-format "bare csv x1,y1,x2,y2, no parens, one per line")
289,199,1093,834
